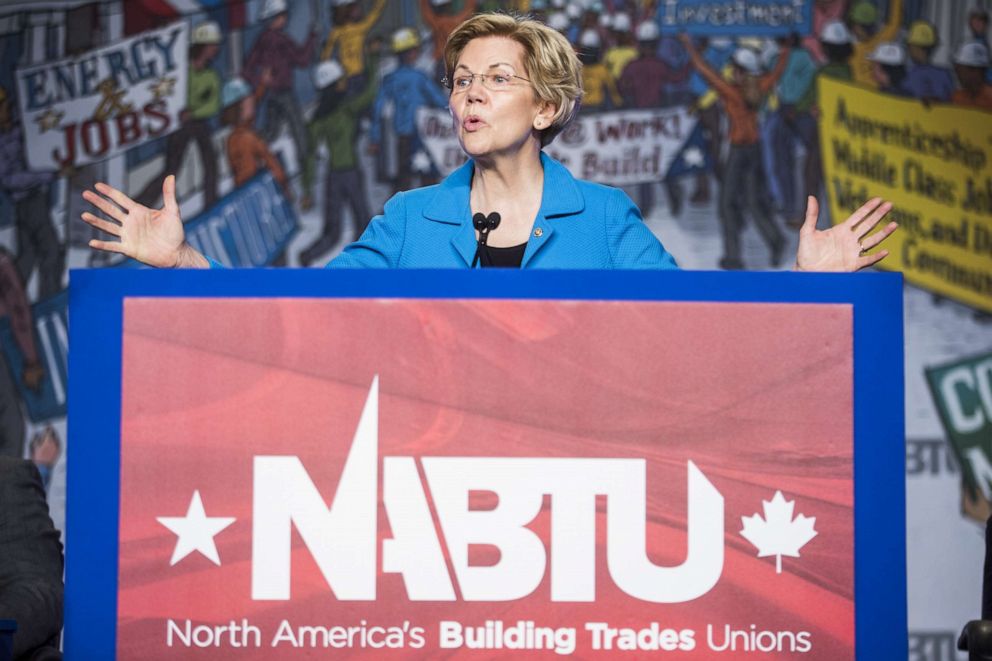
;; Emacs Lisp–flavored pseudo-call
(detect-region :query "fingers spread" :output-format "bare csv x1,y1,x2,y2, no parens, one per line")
83,189,128,223
861,221,899,251
842,197,884,230
88,239,126,255
81,211,122,237
858,249,889,269
94,182,139,213
855,201,894,239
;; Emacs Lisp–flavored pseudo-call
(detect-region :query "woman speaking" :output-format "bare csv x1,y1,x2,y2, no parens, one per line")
81,12,896,271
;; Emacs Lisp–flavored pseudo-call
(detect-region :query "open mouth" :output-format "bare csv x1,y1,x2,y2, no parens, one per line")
463,116,485,132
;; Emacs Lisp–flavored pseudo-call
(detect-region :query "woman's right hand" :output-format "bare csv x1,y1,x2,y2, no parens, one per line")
82,174,209,268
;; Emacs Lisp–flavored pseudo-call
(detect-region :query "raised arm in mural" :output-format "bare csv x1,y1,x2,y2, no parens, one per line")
321,0,387,91
681,33,792,269
848,0,903,88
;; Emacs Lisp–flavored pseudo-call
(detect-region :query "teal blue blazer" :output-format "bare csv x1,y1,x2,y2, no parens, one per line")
328,152,678,269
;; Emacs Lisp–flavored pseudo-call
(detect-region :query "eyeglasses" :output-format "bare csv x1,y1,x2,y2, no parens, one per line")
442,71,531,93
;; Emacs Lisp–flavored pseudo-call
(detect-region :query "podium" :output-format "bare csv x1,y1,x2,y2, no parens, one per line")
67,269,906,659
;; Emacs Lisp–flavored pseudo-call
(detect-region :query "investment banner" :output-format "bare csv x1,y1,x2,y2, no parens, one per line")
819,77,992,313
16,22,189,170
113,297,855,658
655,0,813,35
419,107,706,186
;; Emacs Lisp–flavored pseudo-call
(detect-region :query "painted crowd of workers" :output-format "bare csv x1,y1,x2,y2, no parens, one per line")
494,0,991,268
3,0,992,282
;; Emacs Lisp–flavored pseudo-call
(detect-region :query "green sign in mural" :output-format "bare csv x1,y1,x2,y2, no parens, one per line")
926,351,992,495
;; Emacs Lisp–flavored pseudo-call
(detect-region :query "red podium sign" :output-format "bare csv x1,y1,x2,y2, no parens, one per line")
115,297,854,659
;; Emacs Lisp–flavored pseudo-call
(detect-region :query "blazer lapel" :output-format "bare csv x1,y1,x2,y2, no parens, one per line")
521,153,585,267
423,159,476,266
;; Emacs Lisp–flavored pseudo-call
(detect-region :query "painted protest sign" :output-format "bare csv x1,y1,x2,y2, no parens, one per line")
925,351,992,506
15,22,189,171
819,77,992,313
182,171,298,267
0,289,68,423
419,107,702,187
655,0,813,36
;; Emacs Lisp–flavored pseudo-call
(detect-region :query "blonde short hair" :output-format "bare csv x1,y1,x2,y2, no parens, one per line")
443,12,583,147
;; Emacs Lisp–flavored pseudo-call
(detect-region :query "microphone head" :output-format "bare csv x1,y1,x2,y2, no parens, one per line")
472,212,487,231
486,212,501,231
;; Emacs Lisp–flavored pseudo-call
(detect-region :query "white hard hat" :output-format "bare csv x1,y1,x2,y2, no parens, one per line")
579,28,601,48
710,36,733,50
954,41,991,66
221,77,251,107
598,14,612,29
867,41,906,65
191,20,221,45
259,0,287,20
566,3,583,20
635,21,660,41
547,11,569,32
611,12,631,32
820,20,853,45
430,0,452,5
731,48,762,74
312,59,344,89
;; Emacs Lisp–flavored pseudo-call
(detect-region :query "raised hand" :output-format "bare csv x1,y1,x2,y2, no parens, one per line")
82,175,208,268
795,196,899,272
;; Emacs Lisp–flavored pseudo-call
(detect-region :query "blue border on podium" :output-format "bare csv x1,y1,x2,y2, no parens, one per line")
67,268,907,660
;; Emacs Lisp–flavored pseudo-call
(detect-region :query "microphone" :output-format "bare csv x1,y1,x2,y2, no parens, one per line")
471,212,501,268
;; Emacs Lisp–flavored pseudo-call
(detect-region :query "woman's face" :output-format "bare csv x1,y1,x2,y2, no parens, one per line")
449,37,554,161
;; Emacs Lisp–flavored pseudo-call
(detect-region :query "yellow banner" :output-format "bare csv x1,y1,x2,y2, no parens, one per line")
819,77,992,312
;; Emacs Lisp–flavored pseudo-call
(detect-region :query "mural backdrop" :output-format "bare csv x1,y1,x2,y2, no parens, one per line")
0,0,989,658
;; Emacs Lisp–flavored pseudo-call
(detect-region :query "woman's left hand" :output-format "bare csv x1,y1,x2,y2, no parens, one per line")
795,196,898,272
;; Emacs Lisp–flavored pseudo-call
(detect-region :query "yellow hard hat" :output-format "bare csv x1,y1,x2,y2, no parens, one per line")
906,20,937,47
392,27,420,53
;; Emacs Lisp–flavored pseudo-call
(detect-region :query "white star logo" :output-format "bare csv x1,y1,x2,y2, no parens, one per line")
682,146,705,167
157,490,236,566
